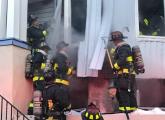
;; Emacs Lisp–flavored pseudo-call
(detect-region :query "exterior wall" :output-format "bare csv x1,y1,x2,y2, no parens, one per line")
137,79,165,107
0,46,14,102
12,46,33,113
70,77,88,109
0,42,33,114
137,40,165,79
88,58,114,113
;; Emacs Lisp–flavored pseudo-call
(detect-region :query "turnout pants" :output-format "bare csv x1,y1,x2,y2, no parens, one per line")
115,75,137,112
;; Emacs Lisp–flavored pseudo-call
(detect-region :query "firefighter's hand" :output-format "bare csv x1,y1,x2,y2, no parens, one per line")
108,88,117,98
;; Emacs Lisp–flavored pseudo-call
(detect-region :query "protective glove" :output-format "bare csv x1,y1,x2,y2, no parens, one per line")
42,30,48,37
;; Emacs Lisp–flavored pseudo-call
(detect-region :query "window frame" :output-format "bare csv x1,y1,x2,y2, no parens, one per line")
135,0,165,42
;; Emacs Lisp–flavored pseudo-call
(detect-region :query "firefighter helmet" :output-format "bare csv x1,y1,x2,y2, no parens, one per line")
28,14,38,26
40,42,51,50
110,31,127,41
81,103,104,120
56,41,69,50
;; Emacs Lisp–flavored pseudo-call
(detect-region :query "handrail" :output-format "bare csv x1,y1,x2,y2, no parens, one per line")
0,94,30,120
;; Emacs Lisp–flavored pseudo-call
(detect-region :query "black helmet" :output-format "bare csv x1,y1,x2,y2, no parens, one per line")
56,41,69,50
39,42,51,50
28,14,38,26
110,31,127,41
81,102,104,120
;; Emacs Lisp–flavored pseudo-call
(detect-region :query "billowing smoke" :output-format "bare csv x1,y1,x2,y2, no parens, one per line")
46,0,87,66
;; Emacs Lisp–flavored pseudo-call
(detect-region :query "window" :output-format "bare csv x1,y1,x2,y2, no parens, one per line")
138,0,165,36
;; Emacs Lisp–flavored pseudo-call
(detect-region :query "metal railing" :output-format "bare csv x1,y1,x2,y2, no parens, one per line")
0,94,30,120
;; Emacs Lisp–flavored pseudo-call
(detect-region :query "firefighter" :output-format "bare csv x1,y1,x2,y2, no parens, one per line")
25,15,48,80
27,42,50,117
81,103,104,120
27,15,48,50
108,31,137,113
43,41,74,119
139,15,164,36
32,42,50,91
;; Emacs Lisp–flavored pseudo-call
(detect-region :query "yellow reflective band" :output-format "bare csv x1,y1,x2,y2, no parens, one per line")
118,69,129,74
114,63,120,70
89,114,94,120
54,79,70,86
85,112,89,117
42,30,48,36
119,107,131,111
123,69,129,73
67,67,73,75
29,103,33,108
95,114,100,119
127,56,133,62
130,107,137,111
144,18,149,26
41,63,46,69
54,63,58,71
33,76,44,82
119,107,137,111
110,48,115,54
118,71,123,74
47,117,53,120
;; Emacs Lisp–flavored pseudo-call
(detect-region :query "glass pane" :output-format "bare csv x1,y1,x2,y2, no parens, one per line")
139,0,165,36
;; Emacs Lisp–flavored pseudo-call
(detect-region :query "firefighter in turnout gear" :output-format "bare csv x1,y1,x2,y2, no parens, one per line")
43,41,73,119
108,31,138,113
32,42,50,90
25,15,48,80
31,42,50,118
139,16,165,36
27,15,48,50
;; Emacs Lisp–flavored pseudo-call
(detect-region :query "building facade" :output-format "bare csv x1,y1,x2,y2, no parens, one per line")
0,0,165,114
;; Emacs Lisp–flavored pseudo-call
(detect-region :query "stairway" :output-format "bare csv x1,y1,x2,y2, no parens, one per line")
0,94,30,120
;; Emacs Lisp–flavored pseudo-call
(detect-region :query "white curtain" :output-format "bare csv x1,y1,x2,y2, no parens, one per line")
77,0,137,77
90,0,114,70
77,0,102,77
111,0,137,46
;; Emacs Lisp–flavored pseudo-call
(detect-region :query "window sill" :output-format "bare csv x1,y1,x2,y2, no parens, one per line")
136,35,165,43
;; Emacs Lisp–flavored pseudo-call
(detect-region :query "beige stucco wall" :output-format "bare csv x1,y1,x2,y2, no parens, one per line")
0,46,14,102
0,45,33,114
